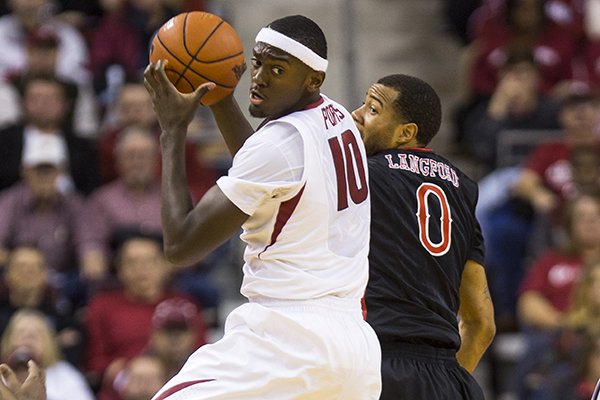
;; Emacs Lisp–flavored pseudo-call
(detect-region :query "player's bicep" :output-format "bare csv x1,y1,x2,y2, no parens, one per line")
458,260,494,323
165,185,249,266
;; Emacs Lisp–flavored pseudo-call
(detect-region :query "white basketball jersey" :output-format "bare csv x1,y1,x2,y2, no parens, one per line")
217,95,370,301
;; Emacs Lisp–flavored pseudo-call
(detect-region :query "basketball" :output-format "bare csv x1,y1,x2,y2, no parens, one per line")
149,11,245,106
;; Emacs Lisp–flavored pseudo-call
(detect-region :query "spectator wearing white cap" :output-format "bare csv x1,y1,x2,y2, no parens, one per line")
0,74,99,196
0,132,100,304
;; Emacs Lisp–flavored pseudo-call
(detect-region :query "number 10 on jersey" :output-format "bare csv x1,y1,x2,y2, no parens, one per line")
328,130,368,211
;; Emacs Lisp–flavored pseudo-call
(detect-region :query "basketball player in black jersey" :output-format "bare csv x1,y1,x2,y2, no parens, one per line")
353,74,496,399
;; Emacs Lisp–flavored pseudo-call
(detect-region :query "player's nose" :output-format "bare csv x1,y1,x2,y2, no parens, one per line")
351,107,363,124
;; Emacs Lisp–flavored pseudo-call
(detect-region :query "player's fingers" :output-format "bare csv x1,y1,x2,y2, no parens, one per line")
24,360,44,384
0,364,20,393
143,63,159,95
155,59,173,89
192,82,216,103
0,381,15,400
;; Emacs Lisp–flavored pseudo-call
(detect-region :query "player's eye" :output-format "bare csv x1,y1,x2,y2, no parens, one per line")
368,105,378,114
272,66,284,75
250,57,260,68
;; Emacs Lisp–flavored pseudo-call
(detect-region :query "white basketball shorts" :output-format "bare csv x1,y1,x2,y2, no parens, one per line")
151,296,382,400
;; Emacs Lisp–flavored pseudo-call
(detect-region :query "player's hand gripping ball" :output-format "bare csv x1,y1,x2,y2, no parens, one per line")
149,11,245,106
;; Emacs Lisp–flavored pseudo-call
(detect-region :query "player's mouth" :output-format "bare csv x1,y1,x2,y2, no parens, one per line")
249,88,265,105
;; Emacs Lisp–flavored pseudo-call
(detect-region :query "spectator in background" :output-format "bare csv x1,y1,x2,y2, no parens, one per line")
510,194,600,398
0,246,82,367
110,354,168,400
98,81,216,202
0,134,103,300
513,257,600,399
87,125,222,312
512,91,600,217
0,309,94,400
146,297,205,378
97,297,205,400
0,0,90,86
0,74,99,195
517,193,600,332
462,47,561,170
85,126,162,280
468,0,576,98
0,26,99,137
84,232,203,389
88,0,182,106
482,91,599,324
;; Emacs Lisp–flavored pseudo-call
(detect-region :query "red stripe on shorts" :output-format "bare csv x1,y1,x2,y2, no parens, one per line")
154,379,215,400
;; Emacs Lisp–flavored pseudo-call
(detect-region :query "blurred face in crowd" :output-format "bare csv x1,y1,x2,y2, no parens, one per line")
150,326,196,365
509,0,545,32
23,79,68,132
21,164,60,201
571,148,600,193
560,98,600,143
8,0,47,28
115,128,158,189
119,355,167,400
5,247,47,295
117,238,169,301
569,195,600,249
4,314,49,365
116,84,157,130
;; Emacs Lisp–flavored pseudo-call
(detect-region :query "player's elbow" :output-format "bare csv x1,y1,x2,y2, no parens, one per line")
163,242,203,267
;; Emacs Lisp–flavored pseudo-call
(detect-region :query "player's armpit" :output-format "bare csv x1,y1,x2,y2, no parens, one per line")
457,260,496,373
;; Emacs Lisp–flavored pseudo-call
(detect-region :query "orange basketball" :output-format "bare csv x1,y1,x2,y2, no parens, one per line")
149,11,245,106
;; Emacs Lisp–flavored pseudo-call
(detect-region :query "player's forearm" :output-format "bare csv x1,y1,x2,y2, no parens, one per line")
159,131,195,262
457,318,495,372
210,95,254,156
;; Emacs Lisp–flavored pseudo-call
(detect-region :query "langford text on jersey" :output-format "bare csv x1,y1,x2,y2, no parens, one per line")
384,153,460,188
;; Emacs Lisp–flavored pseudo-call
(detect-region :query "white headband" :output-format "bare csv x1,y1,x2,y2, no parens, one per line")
255,27,328,72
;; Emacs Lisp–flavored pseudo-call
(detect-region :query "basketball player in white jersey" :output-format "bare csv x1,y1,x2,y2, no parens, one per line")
144,14,381,399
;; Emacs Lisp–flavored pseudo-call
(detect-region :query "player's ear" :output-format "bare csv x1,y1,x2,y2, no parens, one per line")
394,122,418,145
306,71,325,93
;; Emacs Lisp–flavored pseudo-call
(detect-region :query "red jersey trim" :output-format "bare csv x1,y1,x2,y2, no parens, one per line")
259,184,306,258
154,379,216,400
303,96,324,110
403,147,432,152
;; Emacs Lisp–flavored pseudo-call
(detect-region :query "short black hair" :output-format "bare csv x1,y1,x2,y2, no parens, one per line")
377,74,442,146
267,15,327,60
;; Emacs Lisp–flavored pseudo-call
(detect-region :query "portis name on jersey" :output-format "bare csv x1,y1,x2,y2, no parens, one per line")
384,153,460,188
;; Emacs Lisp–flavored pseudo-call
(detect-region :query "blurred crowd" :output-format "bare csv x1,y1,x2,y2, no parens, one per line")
446,0,600,398
0,0,239,399
0,0,598,399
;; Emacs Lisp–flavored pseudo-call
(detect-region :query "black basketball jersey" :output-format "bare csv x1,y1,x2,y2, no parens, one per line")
365,148,485,350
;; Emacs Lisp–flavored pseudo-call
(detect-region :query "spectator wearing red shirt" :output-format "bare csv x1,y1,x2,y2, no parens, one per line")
481,91,599,330
84,232,203,390
468,0,577,97
98,82,217,202
512,91,600,215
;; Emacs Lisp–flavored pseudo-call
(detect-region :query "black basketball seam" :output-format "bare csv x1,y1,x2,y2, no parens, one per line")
157,16,240,88
177,18,225,85
166,66,192,90
156,35,235,89
191,50,244,64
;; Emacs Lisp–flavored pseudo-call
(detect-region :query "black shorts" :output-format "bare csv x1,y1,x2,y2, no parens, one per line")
379,342,485,400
